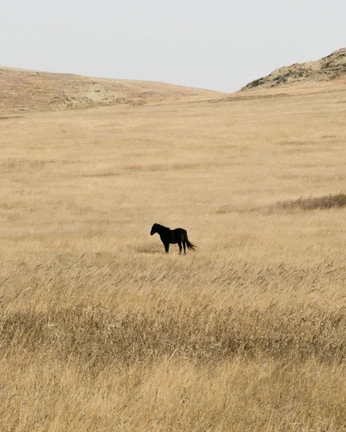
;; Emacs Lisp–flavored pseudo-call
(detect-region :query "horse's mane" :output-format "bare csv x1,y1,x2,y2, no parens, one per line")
154,223,166,229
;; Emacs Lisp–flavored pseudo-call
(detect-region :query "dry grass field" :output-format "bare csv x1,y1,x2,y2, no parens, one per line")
1,73,346,431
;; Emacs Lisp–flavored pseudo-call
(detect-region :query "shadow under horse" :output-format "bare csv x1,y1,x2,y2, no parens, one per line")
150,223,196,254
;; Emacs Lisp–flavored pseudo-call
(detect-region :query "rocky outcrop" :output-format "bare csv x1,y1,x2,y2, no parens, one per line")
242,48,346,90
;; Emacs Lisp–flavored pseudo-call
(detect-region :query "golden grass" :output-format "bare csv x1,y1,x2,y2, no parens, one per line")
1,81,346,430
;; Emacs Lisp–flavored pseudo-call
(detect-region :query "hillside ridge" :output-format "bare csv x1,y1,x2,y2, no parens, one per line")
242,48,346,90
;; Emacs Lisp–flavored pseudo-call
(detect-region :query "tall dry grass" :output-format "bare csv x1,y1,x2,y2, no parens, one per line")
1,82,346,430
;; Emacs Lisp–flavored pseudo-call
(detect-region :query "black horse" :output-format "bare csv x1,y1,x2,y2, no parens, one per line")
150,223,196,254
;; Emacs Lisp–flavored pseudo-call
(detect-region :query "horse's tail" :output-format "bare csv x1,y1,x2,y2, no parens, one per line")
186,237,196,251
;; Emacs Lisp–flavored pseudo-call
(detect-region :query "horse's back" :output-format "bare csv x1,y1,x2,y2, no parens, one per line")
172,228,187,241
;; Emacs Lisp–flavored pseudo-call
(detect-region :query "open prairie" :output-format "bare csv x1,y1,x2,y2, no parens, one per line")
1,79,346,431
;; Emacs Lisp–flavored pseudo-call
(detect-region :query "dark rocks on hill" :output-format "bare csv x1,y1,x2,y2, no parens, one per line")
242,48,346,90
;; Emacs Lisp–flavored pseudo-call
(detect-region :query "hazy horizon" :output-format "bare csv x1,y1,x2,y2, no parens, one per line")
1,0,345,92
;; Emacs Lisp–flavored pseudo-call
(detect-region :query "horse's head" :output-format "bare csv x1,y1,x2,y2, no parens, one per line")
150,223,159,235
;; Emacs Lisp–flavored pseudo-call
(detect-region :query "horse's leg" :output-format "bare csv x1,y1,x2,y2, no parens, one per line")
178,242,182,254
164,243,169,253
183,240,186,254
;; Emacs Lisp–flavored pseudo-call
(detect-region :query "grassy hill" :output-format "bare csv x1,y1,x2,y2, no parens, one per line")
0,66,222,114
1,51,346,430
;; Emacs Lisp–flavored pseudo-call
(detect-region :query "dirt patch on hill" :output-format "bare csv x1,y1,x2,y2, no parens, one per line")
0,68,222,114
242,48,346,91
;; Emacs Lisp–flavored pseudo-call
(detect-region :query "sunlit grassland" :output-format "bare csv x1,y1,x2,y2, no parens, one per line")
1,83,346,430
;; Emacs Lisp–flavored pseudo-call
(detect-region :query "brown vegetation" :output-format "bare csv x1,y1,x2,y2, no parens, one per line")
1,65,346,430
276,193,346,211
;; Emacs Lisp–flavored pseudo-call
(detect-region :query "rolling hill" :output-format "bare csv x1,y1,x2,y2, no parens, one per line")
0,67,222,115
1,48,346,115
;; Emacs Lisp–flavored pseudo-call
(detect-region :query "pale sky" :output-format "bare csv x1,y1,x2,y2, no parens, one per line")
1,0,345,92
